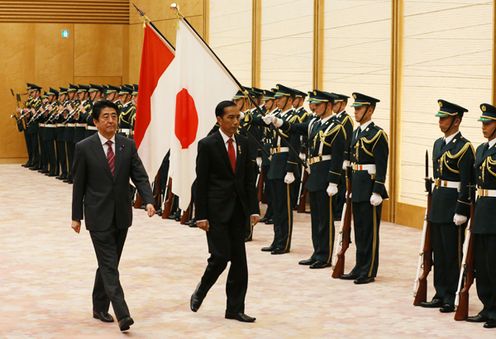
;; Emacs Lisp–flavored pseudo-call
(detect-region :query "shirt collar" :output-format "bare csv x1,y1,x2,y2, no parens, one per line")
360,120,373,131
320,114,333,124
218,129,235,144
336,110,346,118
444,131,460,144
488,138,496,149
97,132,115,145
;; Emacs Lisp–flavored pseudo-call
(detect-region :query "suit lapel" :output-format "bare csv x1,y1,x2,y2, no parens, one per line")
90,134,113,180
215,131,234,175
234,135,243,173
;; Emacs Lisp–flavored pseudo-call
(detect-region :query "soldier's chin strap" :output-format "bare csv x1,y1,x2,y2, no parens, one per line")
356,105,369,123
444,115,458,136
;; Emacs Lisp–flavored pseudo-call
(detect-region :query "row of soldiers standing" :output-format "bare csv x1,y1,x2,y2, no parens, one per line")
12,83,138,183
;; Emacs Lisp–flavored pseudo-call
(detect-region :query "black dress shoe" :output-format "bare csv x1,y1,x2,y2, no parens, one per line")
340,272,359,280
29,166,40,171
467,314,489,323
190,284,204,312
264,218,273,224
483,320,496,328
439,304,455,313
271,248,289,255
261,246,274,252
419,298,443,308
48,173,57,177
298,258,317,265
56,175,67,180
354,277,375,284
225,312,256,323
118,316,134,331
309,261,332,269
93,311,114,323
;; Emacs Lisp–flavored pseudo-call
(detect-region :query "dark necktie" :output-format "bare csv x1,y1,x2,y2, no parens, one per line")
106,140,115,176
227,138,236,172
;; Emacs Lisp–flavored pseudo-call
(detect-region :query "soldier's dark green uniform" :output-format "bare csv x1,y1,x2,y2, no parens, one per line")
419,100,474,312
341,93,388,284
280,90,346,268
44,88,60,176
64,84,80,183
85,84,103,137
55,88,68,180
118,86,135,138
26,85,42,170
469,103,496,329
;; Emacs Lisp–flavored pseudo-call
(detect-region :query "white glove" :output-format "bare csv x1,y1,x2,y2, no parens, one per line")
453,213,467,226
299,153,306,161
273,117,283,128
256,157,262,168
342,160,351,170
305,166,311,174
326,183,338,196
262,115,273,125
284,172,295,184
370,193,383,206
239,111,245,120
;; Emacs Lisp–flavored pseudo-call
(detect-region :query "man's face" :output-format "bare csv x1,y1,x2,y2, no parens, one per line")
314,102,327,117
217,106,240,136
94,107,118,136
482,121,496,139
438,116,459,133
106,92,116,101
265,99,274,111
333,101,344,113
59,94,66,102
354,105,371,122
309,102,316,113
234,98,244,111
68,92,75,100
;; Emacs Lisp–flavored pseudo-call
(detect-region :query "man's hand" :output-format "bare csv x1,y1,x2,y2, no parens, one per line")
326,183,338,197
71,220,81,234
453,213,467,226
197,220,209,232
370,193,383,206
145,203,156,217
284,172,295,184
262,115,273,125
250,214,260,227
256,157,262,168
272,117,283,128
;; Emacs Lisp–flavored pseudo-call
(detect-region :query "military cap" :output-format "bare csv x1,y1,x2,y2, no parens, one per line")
351,92,380,107
479,103,496,122
293,88,308,98
308,89,335,104
232,88,248,100
250,87,265,97
105,85,120,94
77,84,89,93
118,85,133,95
330,92,350,102
132,84,138,95
262,89,276,101
89,84,103,93
27,83,42,91
435,99,468,118
59,87,68,95
41,92,48,99
68,84,78,92
46,87,59,96
274,84,296,98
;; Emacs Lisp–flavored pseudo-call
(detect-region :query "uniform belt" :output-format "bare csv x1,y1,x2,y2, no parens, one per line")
308,154,331,165
39,123,45,127
56,123,65,127
66,123,75,127
45,124,56,128
270,146,289,154
119,128,131,134
434,179,460,191
75,123,87,128
352,163,376,174
477,188,496,197
86,125,98,131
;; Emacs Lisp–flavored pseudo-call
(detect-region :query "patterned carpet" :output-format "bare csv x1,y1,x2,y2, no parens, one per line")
0,164,492,338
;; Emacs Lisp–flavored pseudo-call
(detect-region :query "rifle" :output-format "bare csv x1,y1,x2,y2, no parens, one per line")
133,192,143,209
454,196,475,320
331,166,353,278
257,167,265,202
180,201,192,225
413,150,434,305
162,177,174,219
297,168,309,213
152,170,162,212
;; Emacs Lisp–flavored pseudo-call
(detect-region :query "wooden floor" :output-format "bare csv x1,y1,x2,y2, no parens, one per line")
0,164,492,338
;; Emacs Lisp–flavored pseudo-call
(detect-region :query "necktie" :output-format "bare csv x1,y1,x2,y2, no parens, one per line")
227,138,236,172
106,140,115,176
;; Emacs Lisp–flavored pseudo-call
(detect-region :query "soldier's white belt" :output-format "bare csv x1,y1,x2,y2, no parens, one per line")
86,126,98,131
352,163,376,175
119,128,131,134
39,123,46,127
45,124,56,128
308,154,331,165
434,179,460,191
66,123,75,127
270,147,289,154
56,124,65,127
477,188,496,197
75,123,87,128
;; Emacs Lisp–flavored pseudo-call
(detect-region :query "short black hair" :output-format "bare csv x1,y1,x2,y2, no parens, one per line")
215,100,237,117
92,99,120,120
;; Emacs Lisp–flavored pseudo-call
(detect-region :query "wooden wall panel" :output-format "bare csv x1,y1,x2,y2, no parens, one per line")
130,0,202,23
73,76,122,85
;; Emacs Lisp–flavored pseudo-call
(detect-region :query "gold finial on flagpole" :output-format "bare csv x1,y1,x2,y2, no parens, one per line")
132,2,151,28
170,2,185,19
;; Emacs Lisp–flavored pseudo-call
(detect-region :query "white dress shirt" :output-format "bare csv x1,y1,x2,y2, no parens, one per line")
97,132,116,155
218,128,237,158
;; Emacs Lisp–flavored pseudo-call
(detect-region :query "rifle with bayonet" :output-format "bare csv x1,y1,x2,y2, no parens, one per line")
413,150,434,305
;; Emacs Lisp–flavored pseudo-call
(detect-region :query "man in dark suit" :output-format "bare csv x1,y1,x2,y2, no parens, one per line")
71,100,155,332
190,100,260,323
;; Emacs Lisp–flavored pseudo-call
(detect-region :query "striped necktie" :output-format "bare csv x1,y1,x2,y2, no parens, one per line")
106,140,115,176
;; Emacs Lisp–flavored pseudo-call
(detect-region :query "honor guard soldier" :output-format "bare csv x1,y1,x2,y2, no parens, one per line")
73,85,90,146
105,85,122,111
340,92,389,284
273,90,346,268
55,87,69,180
130,84,139,135
261,84,299,254
465,103,496,329
63,84,80,183
331,93,354,219
26,84,43,170
118,85,135,138
419,100,474,312
44,88,60,176
38,92,50,174
86,84,103,137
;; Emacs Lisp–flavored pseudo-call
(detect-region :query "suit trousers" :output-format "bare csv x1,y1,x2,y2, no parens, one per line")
270,178,294,251
197,199,248,314
474,234,496,320
89,227,130,320
66,141,75,178
431,222,464,306
351,202,381,279
309,190,334,263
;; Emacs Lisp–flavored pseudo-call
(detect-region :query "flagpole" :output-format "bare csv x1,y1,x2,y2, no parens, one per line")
132,2,176,52
169,3,305,167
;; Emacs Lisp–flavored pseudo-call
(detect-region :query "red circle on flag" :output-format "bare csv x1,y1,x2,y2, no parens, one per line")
175,88,199,149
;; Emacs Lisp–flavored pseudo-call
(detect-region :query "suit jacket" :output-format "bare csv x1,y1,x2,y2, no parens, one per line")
195,131,259,225
472,142,496,234
71,133,153,231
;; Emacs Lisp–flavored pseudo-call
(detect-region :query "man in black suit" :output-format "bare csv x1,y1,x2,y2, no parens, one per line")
190,100,260,323
71,100,155,332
